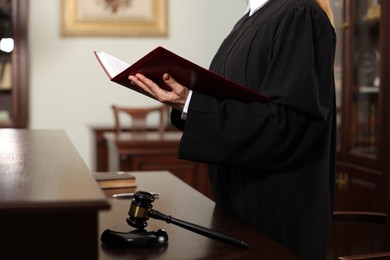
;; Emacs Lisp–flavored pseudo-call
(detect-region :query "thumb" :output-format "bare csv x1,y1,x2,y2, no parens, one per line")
163,73,184,92
163,73,174,86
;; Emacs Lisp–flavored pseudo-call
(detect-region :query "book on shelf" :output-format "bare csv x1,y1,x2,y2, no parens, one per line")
94,46,271,103
92,171,136,189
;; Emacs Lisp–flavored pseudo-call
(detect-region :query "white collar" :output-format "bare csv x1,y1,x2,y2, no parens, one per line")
245,0,270,16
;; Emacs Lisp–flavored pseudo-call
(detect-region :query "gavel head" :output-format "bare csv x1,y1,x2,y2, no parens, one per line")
127,191,155,229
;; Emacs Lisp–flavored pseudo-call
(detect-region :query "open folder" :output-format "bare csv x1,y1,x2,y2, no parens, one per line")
94,46,271,103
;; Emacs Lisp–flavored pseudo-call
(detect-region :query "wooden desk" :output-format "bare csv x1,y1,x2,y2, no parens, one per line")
90,125,178,172
104,131,212,199
0,129,110,259
99,171,301,260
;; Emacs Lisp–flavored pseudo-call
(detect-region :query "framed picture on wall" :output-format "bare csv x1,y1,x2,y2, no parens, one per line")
61,0,168,37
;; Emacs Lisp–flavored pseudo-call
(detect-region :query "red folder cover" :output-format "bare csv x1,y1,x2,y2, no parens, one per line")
94,47,271,103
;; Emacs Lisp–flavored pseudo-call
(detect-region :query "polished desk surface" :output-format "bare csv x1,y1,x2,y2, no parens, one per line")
0,129,109,211
99,171,301,260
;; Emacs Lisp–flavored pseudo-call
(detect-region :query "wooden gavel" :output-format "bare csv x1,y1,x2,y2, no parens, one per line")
127,191,250,249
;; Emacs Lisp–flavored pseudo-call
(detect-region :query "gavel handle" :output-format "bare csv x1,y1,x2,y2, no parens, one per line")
148,209,250,249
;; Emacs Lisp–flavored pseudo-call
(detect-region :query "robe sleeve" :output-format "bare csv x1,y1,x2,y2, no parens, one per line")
173,4,335,171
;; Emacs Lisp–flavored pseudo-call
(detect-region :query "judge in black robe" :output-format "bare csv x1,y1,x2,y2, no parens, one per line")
129,0,336,259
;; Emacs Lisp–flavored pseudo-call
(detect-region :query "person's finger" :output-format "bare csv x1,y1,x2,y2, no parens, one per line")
128,75,157,98
129,74,187,111
163,73,189,98
134,73,177,103
136,74,167,94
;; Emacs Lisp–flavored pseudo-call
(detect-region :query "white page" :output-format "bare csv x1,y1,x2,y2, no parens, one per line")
95,51,129,78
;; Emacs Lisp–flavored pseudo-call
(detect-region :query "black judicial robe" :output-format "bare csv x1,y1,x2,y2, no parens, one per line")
171,0,336,259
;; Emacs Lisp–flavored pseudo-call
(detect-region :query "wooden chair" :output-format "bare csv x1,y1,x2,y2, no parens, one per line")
330,202,390,260
111,105,168,135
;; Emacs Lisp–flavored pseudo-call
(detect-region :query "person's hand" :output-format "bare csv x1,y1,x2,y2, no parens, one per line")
129,73,190,111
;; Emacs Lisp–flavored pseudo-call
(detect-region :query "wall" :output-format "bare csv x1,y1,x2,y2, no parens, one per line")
29,0,246,170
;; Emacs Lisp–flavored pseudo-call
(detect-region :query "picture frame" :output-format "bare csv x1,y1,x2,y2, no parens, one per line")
61,0,168,37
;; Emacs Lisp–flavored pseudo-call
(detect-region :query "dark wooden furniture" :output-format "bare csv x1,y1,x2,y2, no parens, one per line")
91,125,115,171
0,129,110,259
338,252,390,260
0,0,29,128
90,126,212,199
106,131,212,199
99,170,301,260
335,0,389,211
90,125,177,173
331,203,390,259
328,0,390,258
112,104,168,134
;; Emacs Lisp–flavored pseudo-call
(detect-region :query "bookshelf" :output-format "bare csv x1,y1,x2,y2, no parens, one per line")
0,0,28,128
329,0,390,257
